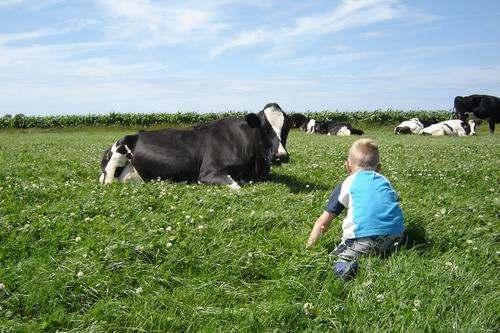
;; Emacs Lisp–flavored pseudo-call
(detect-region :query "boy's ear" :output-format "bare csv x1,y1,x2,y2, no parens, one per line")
245,113,261,128
376,163,381,172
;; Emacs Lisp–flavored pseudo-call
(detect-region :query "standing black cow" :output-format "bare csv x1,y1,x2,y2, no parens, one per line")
314,120,364,136
454,94,500,134
99,103,291,190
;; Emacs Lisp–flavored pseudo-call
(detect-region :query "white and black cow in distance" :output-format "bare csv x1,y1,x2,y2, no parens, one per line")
454,94,500,134
290,113,309,131
99,103,291,190
394,118,437,135
313,120,364,136
420,119,470,136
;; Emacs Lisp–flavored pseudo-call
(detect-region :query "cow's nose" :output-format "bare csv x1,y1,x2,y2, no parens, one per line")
275,152,290,163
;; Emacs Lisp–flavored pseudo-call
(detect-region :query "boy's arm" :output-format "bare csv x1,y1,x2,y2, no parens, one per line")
306,182,347,248
306,211,335,248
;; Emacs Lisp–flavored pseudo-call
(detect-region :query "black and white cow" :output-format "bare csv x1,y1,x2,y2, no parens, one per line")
394,118,424,134
290,113,309,131
99,103,291,190
454,94,500,134
394,118,440,134
420,119,470,136
306,119,316,133
313,120,364,136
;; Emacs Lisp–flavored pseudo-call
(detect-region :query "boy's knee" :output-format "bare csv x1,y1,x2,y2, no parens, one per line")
334,260,358,280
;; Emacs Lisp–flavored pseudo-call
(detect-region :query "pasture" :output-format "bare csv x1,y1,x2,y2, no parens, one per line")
0,126,498,331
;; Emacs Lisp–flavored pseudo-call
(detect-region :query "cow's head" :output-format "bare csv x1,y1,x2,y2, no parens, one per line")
454,95,482,121
290,113,309,129
460,120,471,135
252,103,291,164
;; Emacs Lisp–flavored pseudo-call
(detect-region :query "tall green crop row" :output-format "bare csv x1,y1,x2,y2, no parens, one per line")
0,110,452,129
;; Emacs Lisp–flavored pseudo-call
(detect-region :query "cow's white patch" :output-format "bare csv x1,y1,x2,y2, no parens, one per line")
103,142,129,184
306,119,316,133
264,105,288,158
264,105,284,139
337,126,351,136
468,118,476,135
119,164,143,183
227,175,241,191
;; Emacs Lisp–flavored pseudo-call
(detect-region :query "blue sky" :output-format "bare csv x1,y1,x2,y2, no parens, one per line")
0,0,499,115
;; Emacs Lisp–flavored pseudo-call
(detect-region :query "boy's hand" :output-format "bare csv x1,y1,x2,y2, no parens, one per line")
306,211,334,248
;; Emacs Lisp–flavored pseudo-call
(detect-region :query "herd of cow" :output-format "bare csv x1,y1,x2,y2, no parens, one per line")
99,94,499,188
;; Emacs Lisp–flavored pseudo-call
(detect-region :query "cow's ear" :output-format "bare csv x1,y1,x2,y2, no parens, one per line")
245,113,262,128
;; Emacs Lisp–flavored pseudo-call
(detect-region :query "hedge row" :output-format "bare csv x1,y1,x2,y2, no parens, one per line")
0,110,453,129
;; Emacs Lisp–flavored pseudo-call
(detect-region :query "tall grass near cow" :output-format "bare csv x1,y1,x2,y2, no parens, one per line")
0,125,498,331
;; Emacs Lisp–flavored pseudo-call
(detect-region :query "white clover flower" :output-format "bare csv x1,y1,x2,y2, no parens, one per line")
166,242,173,248
376,294,384,303
84,217,91,222
135,287,143,294
135,245,144,252
413,299,421,308
76,271,84,278
303,302,314,316
141,217,147,222
165,226,173,232
208,208,215,213
466,239,473,245
75,236,81,242
362,280,372,287
0,283,5,290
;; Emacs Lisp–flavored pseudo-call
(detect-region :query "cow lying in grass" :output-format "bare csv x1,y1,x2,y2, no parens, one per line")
420,119,470,136
313,120,364,136
99,103,291,189
394,118,438,134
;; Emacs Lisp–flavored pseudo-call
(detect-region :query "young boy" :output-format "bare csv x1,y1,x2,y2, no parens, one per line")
307,138,404,280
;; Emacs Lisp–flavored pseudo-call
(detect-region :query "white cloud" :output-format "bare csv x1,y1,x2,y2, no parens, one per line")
211,0,417,57
0,19,97,44
97,0,224,46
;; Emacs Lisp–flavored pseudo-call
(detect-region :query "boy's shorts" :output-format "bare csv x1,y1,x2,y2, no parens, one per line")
331,234,403,263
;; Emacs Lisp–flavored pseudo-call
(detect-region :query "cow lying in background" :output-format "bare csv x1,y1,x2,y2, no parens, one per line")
394,118,438,134
314,120,364,136
306,119,316,133
420,119,470,136
290,113,309,131
454,94,500,134
394,118,425,134
99,103,291,190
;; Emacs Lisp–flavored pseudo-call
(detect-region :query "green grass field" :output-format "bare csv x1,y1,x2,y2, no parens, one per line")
0,126,498,332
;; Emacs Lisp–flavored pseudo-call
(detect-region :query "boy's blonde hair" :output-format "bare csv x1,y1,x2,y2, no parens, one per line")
348,138,380,170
